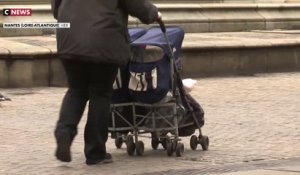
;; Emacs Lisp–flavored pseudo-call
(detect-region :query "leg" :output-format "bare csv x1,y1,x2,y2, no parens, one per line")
84,62,118,164
55,59,89,162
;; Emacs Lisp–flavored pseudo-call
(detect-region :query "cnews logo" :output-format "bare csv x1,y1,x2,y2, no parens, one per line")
2,9,32,16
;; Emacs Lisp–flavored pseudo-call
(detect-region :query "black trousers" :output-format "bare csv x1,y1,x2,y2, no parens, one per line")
55,58,118,161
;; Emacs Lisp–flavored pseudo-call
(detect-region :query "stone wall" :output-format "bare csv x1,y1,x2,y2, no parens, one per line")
2,4,300,37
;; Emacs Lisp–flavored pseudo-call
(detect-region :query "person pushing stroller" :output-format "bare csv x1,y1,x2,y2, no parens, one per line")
51,0,161,165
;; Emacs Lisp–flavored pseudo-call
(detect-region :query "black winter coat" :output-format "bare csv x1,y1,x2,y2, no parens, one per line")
51,0,158,66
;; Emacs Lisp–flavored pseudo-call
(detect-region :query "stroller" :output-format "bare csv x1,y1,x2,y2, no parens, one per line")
109,21,209,157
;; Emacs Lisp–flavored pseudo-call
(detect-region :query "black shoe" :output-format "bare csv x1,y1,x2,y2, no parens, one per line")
55,135,71,162
86,153,113,165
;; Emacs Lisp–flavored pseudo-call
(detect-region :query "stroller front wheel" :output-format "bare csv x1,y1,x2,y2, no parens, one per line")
126,135,134,145
151,138,159,150
190,135,198,150
115,136,123,149
166,139,174,156
126,135,135,156
176,143,184,157
199,135,209,151
136,141,145,156
127,141,136,156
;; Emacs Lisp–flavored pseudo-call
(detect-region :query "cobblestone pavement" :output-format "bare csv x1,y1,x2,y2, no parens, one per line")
0,72,299,175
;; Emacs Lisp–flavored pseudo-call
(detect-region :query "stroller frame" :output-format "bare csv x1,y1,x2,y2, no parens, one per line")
109,21,209,157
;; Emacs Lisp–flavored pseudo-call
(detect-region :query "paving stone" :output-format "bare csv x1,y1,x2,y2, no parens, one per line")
0,72,299,174
216,170,300,175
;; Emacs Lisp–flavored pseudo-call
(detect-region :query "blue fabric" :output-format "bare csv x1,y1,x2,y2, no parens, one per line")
113,27,185,104
128,28,147,42
127,27,184,103
129,56,171,104
112,28,147,103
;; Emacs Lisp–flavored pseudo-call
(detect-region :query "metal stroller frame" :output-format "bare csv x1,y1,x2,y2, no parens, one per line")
109,20,209,157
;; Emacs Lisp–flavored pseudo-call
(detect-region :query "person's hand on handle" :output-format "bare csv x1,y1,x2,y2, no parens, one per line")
156,11,166,33
157,11,162,21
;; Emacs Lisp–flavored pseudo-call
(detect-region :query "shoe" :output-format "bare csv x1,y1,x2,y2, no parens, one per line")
86,153,113,165
55,134,71,162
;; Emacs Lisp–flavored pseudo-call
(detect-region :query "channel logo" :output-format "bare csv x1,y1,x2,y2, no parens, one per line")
2,9,32,16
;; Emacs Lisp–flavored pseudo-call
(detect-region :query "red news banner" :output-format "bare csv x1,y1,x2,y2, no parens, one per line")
3,8,32,16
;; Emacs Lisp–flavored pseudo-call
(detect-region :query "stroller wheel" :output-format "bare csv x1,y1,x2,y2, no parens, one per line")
161,139,167,150
190,135,198,150
136,141,145,156
127,141,136,156
161,136,170,150
176,143,184,157
115,136,123,149
199,135,209,151
151,138,159,150
125,135,134,146
166,140,174,156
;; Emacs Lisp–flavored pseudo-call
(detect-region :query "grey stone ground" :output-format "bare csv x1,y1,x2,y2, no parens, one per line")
0,72,299,175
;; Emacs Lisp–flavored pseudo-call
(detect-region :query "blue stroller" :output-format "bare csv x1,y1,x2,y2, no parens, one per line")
109,22,209,157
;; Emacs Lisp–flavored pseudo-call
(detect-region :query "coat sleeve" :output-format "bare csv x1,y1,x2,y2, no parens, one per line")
120,0,159,24
51,0,61,19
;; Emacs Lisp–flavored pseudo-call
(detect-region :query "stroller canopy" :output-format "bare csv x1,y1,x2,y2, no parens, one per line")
131,27,185,61
128,28,147,42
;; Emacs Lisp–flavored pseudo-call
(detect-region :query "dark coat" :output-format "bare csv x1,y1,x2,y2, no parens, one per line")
51,0,158,66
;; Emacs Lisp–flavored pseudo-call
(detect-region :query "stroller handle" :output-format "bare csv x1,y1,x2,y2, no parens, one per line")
157,19,166,33
156,18,178,97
